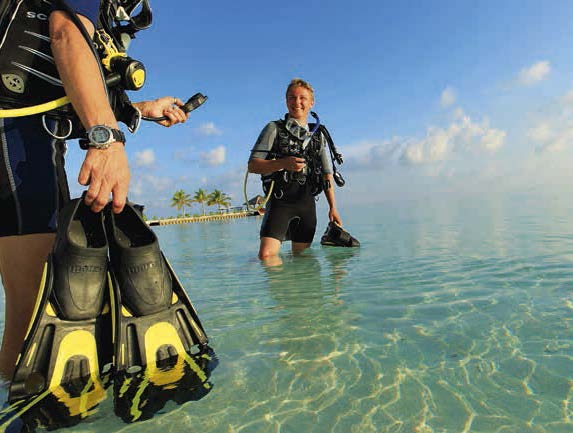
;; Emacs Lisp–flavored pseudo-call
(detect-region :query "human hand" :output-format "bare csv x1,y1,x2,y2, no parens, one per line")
79,143,130,213
137,96,189,127
329,208,342,226
283,156,306,172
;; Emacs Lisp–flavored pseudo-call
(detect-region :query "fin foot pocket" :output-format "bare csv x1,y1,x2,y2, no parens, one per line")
105,201,217,423
106,202,210,373
320,222,360,247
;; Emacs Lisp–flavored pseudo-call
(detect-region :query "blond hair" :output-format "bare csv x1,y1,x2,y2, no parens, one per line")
285,78,314,99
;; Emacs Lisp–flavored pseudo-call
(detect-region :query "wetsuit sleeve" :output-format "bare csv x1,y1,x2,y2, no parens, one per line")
51,0,100,26
319,132,333,175
249,122,277,160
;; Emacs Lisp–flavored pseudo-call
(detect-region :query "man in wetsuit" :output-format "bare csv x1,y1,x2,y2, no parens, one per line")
248,78,342,263
0,0,189,379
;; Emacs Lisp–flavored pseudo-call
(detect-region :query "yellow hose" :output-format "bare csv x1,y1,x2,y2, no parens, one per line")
0,96,70,118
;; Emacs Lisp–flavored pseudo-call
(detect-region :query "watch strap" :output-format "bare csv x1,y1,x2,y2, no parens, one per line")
80,126,126,150
110,128,126,144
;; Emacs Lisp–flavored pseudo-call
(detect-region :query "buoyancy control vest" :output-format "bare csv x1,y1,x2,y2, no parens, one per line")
262,118,327,200
0,0,148,135
0,0,65,110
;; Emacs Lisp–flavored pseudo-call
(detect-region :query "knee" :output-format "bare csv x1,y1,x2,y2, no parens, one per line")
258,249,276,260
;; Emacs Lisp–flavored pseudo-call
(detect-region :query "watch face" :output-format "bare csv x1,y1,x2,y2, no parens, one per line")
90,126,111,143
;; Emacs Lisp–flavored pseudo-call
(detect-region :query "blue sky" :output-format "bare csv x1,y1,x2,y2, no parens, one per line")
65,1,573,217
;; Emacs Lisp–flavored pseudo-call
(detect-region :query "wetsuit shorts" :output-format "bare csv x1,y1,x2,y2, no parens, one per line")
0,116,69,237
260,191,317,243
0,1,100,237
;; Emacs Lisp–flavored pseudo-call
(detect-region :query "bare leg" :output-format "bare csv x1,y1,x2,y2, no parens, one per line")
0,233,55,380
258,236,283,266
292,241,311,254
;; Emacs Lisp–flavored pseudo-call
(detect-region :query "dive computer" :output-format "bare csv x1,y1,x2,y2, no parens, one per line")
82,125,126,149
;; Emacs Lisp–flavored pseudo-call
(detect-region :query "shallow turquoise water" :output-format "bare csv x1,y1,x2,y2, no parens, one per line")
2,192,573,432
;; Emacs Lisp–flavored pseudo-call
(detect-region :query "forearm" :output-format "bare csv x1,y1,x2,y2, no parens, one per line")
248,158,285,175
324,174,337,210
132,101,151,113
50,12,118,130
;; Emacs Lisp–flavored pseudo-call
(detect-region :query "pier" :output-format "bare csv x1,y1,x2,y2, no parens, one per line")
147,209,262,226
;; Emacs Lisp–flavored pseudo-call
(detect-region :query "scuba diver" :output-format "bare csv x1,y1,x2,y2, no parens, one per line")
248,78,345,262
0,2,214,429
0,0,192,381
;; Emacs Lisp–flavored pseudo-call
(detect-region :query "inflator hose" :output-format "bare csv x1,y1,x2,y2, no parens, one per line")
141,93,208,121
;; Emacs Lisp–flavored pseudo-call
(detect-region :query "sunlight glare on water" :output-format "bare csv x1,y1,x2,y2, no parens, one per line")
1,191,572,432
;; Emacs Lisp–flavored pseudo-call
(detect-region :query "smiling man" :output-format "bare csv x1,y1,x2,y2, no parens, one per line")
248,78,342,263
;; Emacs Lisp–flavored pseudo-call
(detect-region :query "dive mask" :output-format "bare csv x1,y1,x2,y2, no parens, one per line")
285,118,311,141
284,111,321,140
126,0,153,31
114,0,153,33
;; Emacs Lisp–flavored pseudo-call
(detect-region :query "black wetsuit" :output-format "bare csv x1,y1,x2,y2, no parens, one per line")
0,1,100,237
250,118,332,243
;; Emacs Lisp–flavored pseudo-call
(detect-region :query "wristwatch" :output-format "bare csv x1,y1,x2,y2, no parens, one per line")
80,125,126,149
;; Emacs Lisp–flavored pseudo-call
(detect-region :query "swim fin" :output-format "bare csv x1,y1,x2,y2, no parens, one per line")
8,198,112,428
113,344,217,423
320,222,360,247
104,202,209,375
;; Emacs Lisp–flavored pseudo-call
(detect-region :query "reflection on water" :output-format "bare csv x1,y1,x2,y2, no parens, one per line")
163,193,573,433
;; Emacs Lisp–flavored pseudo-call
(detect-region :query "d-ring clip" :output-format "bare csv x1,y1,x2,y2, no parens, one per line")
42,115,72,140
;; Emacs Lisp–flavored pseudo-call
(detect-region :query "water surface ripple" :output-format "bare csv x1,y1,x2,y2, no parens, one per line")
3,193,573,432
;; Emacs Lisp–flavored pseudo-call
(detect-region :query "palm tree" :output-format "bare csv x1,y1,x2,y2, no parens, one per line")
171,190,192,217
192,188,208,216
207,189,232,213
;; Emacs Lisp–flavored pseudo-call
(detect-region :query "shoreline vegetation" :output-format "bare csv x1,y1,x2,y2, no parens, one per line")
147,208,263,226
145,189,267,226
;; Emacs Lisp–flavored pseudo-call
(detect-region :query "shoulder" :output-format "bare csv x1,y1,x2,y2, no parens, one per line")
52,1,100,26
254,122,279,147
265,120,280,131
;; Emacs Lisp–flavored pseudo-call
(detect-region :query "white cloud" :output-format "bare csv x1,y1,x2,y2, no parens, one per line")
480,128,506,152
345,114,506,169
518,61,551,86
401,115,506,163
440,87,456,107
531,125,573,154
134,149,155,167
130,173,173,198
529,90,573,154
197,122,222,136
200,146,226,166
527,122,552,142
